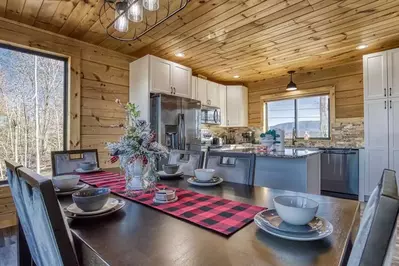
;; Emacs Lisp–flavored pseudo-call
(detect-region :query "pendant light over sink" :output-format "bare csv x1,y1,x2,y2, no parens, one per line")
286,71,297,91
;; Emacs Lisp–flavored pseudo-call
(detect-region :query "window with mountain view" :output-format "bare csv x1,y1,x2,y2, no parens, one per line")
0,45,67,181
266,95,330,139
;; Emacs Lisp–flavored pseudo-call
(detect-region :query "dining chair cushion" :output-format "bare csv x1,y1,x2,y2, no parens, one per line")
52,149,98,176
168,150,204,176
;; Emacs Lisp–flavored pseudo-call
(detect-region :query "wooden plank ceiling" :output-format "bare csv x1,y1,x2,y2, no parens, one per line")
1,0,399,83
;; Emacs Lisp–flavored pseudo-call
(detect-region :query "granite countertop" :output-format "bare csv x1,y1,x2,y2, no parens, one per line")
214,147,323,158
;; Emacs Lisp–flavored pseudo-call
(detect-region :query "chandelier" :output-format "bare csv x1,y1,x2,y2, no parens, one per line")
100,0,191,41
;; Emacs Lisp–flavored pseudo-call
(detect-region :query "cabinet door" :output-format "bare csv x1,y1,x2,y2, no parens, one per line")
191,76,197,100
364,99,389,194
150,57,172,94
388,48,399,98
240,86,248,127
196,78,208,105
219,85,227,126
172,63,191,98
206,81,220,108
226,86,241,126
363,52,387,100
389,97,399,174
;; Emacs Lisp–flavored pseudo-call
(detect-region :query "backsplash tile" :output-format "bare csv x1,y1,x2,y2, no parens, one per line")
202,118,364,148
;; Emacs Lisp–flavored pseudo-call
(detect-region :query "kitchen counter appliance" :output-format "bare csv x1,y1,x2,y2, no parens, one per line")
320,148,359,200
201,106,221,125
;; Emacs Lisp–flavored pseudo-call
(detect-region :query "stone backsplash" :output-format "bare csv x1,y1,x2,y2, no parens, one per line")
202,118,364,148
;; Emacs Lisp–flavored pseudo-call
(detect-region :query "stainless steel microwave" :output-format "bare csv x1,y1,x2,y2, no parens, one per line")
201,106,221,125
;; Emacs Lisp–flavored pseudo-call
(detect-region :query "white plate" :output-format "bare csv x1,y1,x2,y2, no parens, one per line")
75,167,102,174
187,177,223,186
67,198,119,216
254,213,333,241
257,209,323,234
153,196,179,204
55,183,89,196
64,199,125,219
157,171,184,178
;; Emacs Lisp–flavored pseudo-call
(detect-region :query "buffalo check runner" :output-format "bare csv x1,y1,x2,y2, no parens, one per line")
79,171,265,236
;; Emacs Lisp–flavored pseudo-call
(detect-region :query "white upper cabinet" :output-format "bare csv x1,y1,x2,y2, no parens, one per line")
206,81,220,108
148,55,191,97
363,52,387,100
388,48,399,98
150,57,172,95
191,76,197,100
226,86,248,127
196,77,208,105
171,63,191,98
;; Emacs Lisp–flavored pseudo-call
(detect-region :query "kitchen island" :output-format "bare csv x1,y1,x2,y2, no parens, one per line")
215,147,322,194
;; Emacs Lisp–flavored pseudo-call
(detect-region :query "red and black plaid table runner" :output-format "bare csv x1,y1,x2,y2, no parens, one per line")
79,171,265,236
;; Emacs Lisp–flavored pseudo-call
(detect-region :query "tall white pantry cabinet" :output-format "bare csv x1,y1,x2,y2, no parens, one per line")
363,48,399,196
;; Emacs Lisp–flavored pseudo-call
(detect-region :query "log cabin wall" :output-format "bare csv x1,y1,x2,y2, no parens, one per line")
0,17,135,169
247,60,363,127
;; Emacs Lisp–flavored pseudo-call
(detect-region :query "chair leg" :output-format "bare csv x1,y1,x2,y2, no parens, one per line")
17,224,33,266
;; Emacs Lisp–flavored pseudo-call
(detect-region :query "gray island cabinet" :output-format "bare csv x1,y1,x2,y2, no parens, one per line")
253,149,322,194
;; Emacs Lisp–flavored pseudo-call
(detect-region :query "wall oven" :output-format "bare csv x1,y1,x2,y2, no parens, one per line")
201,106,221,125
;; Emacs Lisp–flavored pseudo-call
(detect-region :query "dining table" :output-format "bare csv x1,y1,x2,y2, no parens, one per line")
59,168,361,266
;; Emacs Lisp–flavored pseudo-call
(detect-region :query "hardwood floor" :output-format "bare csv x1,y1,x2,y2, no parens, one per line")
0,215,398,266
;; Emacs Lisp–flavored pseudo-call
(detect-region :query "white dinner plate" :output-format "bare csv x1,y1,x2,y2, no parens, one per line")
254,213,333,241
157,171,184,178
75,167,102,174
64,199,125,219
153,196,179,204
55,183,89,196
187,176,223,187
67,198,119,216
257,209,323,234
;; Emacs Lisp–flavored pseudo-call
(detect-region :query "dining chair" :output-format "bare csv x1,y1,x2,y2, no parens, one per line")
205,151,256,185
168,150,205,176
5,160,79,266
347,169,399,266
51,149,99,176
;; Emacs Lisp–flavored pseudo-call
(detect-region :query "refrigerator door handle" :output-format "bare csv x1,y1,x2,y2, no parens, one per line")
178,113,185,150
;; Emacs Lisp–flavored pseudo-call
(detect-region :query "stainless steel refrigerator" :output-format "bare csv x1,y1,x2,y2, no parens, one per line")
150,94,202,159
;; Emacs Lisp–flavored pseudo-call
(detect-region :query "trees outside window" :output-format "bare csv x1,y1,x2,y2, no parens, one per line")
0,46,66,180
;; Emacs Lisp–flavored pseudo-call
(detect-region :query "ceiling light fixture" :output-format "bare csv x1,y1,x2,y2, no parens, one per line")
286,71,297,91
233,75,240,79
175,52,185,57
101,0,191,41
356,44,368,50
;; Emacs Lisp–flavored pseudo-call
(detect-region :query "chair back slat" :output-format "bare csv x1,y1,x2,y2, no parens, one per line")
5,160,79,266
205,151,256,185
348,169,399,266
51,149,99,176
168,150,204,176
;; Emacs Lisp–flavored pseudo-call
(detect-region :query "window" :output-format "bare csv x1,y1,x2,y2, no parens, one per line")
266,95,330,139
0,44,68,180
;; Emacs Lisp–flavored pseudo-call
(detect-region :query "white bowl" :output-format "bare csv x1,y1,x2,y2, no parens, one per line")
194,169,215,181
273,196,319,225
52,175,80,190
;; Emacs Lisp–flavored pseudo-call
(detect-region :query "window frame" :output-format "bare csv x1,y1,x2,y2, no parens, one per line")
0,43,69,150
261,86,335,140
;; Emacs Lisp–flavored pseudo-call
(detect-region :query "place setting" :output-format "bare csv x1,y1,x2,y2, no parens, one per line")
64,188,126,219
187,169,223,186
74,162,102,174
52,174,89,196
255,196,333,241
157,164,184,179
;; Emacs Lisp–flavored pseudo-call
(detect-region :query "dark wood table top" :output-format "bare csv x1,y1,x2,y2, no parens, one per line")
59,168,360,266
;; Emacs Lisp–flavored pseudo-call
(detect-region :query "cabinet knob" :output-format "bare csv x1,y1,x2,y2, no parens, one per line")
384,88,387,97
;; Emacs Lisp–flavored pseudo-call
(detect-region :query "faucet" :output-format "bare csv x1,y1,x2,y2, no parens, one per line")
292,127,297,146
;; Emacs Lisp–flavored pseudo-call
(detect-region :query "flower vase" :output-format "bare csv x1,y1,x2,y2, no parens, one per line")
125,159,144,191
